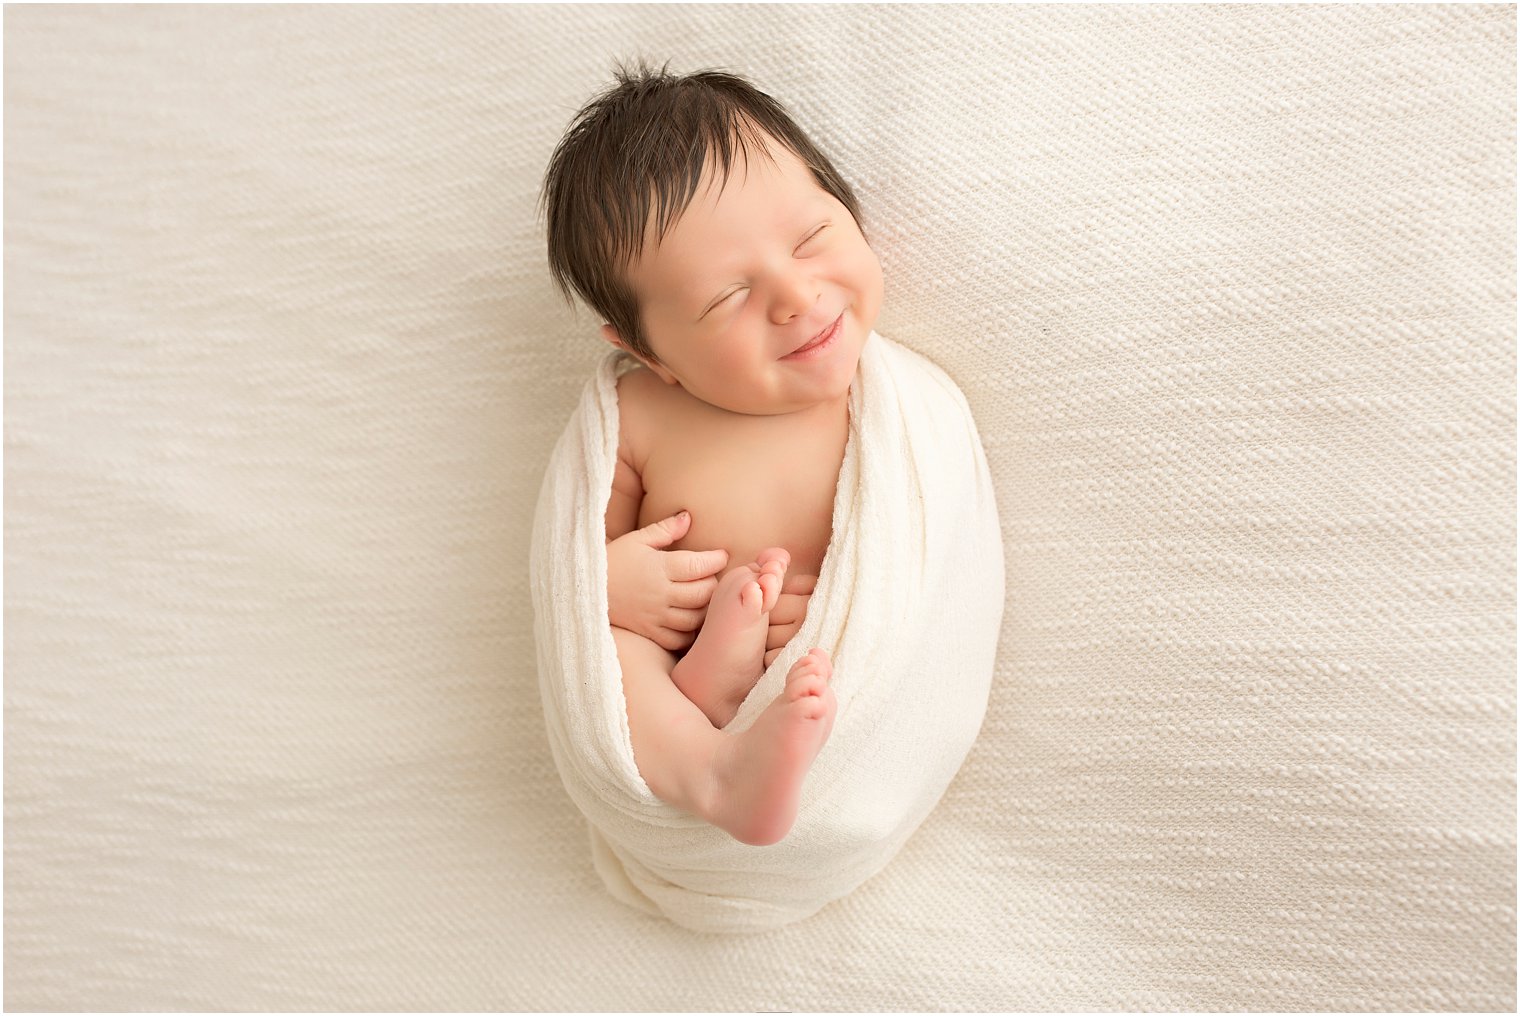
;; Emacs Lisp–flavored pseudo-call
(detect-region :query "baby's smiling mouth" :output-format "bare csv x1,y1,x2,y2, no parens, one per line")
783,314,843,360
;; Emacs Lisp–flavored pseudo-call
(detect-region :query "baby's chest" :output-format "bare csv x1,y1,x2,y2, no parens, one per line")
637,417,846,577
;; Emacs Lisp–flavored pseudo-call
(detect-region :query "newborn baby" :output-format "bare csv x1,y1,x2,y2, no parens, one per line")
541,63,884,846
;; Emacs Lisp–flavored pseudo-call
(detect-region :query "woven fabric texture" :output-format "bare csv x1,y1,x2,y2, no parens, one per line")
5,4,1514,1010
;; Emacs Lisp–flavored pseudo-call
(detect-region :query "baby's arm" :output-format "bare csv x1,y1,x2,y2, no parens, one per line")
603,433,643,542
605,379,729,651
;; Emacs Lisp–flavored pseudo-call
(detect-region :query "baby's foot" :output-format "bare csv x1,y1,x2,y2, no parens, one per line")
671,548,789,728
705,649,836,846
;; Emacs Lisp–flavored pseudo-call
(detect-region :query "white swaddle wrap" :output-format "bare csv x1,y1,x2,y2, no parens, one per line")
530,332,1004,933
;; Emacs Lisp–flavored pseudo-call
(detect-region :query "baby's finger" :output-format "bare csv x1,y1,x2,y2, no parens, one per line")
662,606,705,633
670,575,719,608
666,548,730,581
638,511,691,550
765,620,802,652
780,573,818,595
768,591,811,625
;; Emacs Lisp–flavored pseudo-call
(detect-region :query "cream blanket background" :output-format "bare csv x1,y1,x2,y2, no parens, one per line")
5,5,1513,1010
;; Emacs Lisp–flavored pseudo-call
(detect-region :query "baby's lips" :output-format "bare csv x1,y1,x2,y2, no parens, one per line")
785,313,842,357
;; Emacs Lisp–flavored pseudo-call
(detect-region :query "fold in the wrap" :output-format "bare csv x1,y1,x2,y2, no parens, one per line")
530,331,1004,933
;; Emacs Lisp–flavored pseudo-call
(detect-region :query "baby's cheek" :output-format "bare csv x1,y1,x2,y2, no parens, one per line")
859,247,885,302
836,244,881,317
714,335,758,374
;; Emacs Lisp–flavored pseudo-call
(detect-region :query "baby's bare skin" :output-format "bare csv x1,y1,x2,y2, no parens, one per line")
598,132,883,845
616,363,848,726
609,364,849,842
671,547,788,727
621,363,847,578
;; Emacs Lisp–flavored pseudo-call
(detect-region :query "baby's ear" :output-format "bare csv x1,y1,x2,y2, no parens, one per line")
599,324,679,386
598,323,627,351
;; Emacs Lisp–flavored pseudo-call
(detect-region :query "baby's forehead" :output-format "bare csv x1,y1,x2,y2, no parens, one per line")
623,230,708,304
648,148,819,243
620,137,825,291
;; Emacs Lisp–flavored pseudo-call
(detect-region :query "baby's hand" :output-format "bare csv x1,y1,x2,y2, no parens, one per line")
606,511,729,652
763,573,817,668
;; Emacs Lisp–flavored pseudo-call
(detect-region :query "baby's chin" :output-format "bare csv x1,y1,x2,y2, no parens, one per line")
787,356,863,414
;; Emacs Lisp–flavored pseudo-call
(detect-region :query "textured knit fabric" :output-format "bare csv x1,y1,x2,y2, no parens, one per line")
531,333,1003,932
4,4,1514,1010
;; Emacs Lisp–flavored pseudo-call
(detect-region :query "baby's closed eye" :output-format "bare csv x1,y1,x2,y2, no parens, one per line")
799,224,828,249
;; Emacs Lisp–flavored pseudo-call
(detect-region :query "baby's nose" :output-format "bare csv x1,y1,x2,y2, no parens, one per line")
769,275,819,323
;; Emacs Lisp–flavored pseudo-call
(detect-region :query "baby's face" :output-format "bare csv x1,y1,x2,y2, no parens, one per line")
611,137,883,416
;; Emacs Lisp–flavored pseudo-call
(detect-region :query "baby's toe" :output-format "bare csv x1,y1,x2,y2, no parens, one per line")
784,651,830,697
739,580,764,613
756,547,790,576
787,674,826,701
758,571,782,613
804,648,833,681
796,692,830,721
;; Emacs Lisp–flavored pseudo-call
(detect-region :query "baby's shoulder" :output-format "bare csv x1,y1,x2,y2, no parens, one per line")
615,363,744,459
614,362,665,404
613,364,680,460
614,363,671,423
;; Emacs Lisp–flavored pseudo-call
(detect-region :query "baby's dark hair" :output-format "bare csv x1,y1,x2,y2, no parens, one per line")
539,60,865,361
